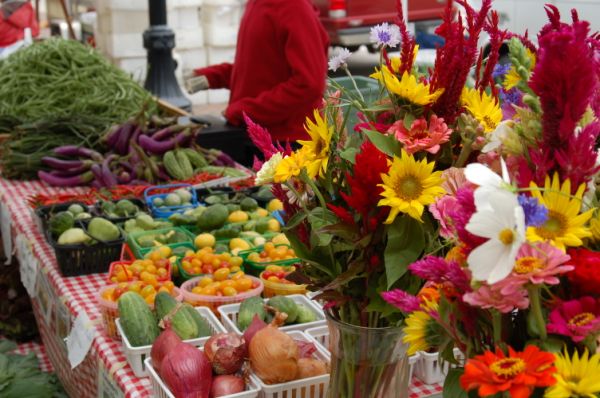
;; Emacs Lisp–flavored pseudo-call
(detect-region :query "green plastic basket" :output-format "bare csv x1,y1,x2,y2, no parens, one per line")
239,244,300,277
329,76,381,130
127,227,195,259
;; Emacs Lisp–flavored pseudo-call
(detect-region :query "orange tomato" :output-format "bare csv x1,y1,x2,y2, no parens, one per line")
199,277,214,287
213,268,230,281
199,286,217,296
235,278,253,292
222,287,237,296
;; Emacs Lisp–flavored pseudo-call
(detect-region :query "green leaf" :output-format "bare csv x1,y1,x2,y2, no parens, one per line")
283,211,307,230
308,208,337,247
403,113,415,130
0,340,16,354
443,368,468,398
364,129,402,157
384,216,425,289
340,147,359,163
322,260,365,291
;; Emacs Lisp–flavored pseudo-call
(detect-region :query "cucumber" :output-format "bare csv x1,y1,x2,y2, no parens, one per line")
154,292,199,339
237,296,266,331
295,304,317,324
155,292,178,320
181,305,212,337
118,292,160,347
267,296,299,324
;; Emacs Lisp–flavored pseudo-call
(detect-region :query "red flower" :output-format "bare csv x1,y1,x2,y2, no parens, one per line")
566,248,600,297
327,203,355,225
460,346,556,398
339,140,389,216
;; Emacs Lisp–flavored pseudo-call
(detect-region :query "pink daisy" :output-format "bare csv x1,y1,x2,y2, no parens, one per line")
497,242,573,296
429,195,458,239
547,297,600,342
387,114,452,155
463,283,529,313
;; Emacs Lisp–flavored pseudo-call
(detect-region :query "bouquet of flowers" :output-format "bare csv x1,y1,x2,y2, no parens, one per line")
248,0,600,395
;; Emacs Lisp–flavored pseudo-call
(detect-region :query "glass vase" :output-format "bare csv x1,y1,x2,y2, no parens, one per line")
325,311,410,398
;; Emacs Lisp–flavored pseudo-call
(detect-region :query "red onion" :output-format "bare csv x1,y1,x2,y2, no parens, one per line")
295,340,317,359
151,326,182,374
242,315,267,348
161,342,212,398
204,333,246,375
210,375,245,397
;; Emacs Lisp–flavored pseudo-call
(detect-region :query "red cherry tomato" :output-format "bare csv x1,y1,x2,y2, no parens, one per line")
262,271,272,279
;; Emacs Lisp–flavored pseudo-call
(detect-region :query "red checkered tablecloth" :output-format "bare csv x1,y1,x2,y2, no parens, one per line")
0,178,443,398
1,338,54,373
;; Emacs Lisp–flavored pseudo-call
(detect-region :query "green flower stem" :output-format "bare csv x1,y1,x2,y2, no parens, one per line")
454,138,474,168
342,65,365,102
492,310,502,344
583,334,598,354
528,286,547,340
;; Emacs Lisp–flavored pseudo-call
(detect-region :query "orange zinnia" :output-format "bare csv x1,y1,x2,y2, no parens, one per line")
460,345,556,398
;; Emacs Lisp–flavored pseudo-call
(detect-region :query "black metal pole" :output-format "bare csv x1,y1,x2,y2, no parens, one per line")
143,0,191,111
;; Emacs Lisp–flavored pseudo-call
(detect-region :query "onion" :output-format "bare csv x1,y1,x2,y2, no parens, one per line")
210,375,245,397
295,340,317,359
249,325,298,384
242,315,267,347
296,358,328,379
161,342,212,398
151,326,182,374
204,333,246,375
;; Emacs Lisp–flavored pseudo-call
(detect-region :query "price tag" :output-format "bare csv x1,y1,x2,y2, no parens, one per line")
67,312,95,369
0,202,12,264
36,272,55,325
19,249,39,297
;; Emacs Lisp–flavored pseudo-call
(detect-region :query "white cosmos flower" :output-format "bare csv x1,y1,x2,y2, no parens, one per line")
255,153,283,185
465,157,512,211
466,189,526,284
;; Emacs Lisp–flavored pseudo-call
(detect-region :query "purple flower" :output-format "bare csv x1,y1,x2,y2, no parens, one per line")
500,88,523,120
492,63,511,79
517,194,548,227
369,23,401,48
381,290,421,312
408,256,472,293
328,48,352,72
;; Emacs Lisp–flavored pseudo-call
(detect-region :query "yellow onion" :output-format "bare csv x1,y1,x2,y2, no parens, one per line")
249,325,298,384
296,358,328,379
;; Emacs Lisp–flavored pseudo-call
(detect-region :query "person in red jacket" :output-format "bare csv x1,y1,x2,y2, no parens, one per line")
192,0,329,142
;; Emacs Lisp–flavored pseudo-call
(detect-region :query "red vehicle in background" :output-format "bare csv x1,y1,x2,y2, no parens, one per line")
312,0,446,49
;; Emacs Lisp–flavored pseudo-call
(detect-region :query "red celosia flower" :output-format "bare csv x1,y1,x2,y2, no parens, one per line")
339,140,390,216
566,247,600,297
394,0,416,76
460,345,556,398
327,203,355,225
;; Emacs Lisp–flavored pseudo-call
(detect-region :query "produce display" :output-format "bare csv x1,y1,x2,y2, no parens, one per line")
47,203,92,237
180,247,243,276
103,280,176,305
108,247,171,283
54,216,122,245
150,187,193,209
260,265,298,284
245,243,297,263
123,213,172,234
96,199,143,220
129,228,193,250
0,39,156,180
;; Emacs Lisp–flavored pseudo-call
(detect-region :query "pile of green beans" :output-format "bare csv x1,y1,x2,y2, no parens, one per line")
0,38,157,179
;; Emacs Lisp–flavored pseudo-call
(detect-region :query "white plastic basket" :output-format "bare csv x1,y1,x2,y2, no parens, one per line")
218,294,325,335
145,355,261,398
414,348,464,385
116,306,227,377
305,326,420,382
254,331,330,398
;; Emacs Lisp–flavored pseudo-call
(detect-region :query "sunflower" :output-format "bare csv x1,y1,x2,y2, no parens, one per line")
378,149,445,223
588,211,600,243
402,301,441,355
370,68,444,106
461,87,503,133
503,48,536,91
526,174,593,250
273,147,312,183
297,110,333,178
544,350,600,398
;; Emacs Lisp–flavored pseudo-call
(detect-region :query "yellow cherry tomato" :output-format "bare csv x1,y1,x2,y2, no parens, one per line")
222,287,238,296
213,268,230,281
220,280,236,289
199,287,217,296
230,266,241,273
128,281,143,293
235,278,253,292
140,284,155,297
231,271,245,280
230,256,243,267
192,286,204,294
145,293,156,305
199,277,214,287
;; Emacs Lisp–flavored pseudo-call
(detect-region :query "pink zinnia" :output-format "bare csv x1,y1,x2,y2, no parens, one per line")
498,242,573,296
463,283,529,313
547,297,600,342
387,114,452,154
429,195,458,239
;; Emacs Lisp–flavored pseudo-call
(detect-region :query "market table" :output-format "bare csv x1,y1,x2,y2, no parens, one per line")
0,177,443,398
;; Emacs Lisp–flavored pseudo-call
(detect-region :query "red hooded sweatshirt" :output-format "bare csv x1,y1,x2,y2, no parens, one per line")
194,0,329,141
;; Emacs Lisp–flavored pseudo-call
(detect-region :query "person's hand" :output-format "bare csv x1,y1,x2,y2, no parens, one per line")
184,75,209,94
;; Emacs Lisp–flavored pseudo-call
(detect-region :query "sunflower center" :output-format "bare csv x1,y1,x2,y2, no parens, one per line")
489,358,526,378
498,228,515,245
535,210,567,239
514,257,543,274
314,139,326,156
483,115,496,130
568,312,596,327
395,176,423,200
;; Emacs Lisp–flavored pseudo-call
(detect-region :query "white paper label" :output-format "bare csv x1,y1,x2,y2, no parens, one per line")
18,242,38,298
0,202,12,264
67,312,95,369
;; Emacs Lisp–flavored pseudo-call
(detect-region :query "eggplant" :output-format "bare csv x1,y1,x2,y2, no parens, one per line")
117,171,132,184
101,155,118,187
54,145,103,162
138,128,191,155
103,124,127,147
91,163,107,187
152,125,186,141
114,122,135,155
42,157,91,170
38,170,94,187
